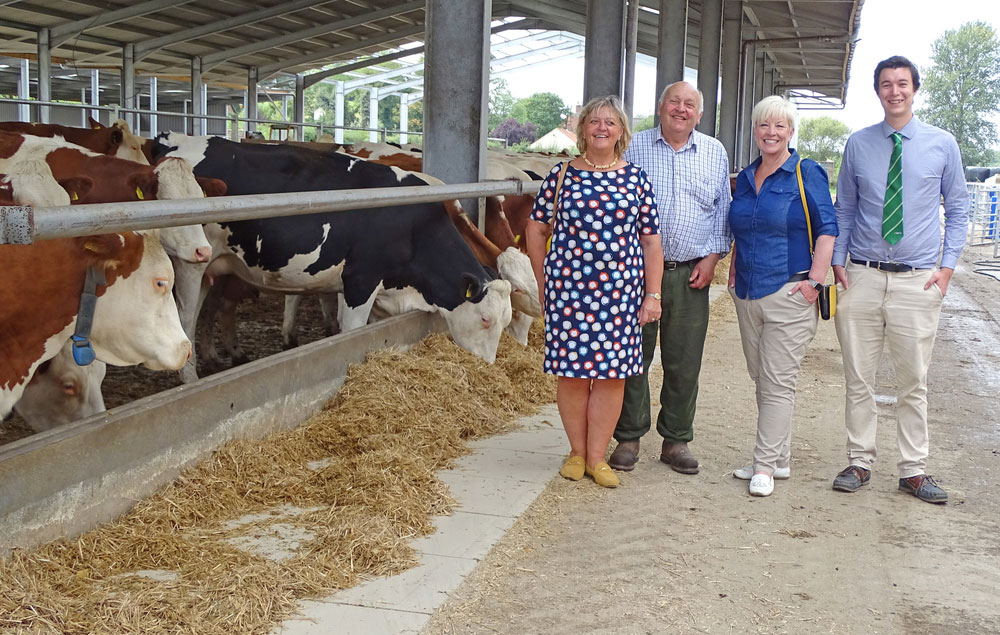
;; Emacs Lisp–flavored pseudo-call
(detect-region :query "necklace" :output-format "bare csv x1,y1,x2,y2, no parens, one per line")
582,154,618,170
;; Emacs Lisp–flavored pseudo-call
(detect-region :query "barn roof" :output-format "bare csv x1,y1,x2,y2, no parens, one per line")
0,1,864,108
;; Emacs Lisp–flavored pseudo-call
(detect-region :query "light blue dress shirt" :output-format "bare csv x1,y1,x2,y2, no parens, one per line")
624,127,732,261
833,117,969,270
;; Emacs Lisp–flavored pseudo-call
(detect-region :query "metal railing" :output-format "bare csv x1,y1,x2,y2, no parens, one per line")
0,97,423,143
1,179,543,244
967,182,1000,257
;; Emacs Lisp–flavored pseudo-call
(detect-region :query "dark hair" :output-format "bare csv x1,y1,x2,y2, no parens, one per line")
873,55,920,91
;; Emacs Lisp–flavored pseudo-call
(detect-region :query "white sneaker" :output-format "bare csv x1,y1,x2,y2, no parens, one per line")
733,465,790,480
749,473,774,497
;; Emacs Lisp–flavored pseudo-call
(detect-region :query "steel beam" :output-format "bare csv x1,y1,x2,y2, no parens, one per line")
122,43,136,130
50,0,194,48
202,1,424,71
583,0,625,101
37,28,50,123
718,0,742,167
623,0,640,119
656,0,687,121
258,25,425,80
423,0,490,224
697,0,724,136
247,67,258,134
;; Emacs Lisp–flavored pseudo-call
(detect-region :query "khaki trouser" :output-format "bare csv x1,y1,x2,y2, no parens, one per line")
834,262,944,477
731,282,819,476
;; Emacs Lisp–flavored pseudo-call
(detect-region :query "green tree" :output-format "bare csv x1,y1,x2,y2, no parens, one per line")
511,92,571,135
796,116,851,163
488,77,516,132
632,114,656,132
917,21,1000,167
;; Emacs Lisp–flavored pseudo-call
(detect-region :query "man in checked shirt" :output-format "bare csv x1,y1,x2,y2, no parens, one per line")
608,81,733,474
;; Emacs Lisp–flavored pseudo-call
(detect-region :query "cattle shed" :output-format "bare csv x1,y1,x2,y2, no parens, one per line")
1,0,864,182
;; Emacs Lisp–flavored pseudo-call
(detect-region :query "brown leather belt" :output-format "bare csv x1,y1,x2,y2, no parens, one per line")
664,258,700,270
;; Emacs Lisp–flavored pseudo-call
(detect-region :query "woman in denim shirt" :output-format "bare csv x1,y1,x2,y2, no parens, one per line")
727,95,838,497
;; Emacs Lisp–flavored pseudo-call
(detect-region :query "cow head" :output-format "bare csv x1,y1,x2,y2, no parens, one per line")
2,159,72,207
15,342,107,432
90,231,192,370
150,158,214,263
89,117,150,165
496,246,541,317
441,278,512,363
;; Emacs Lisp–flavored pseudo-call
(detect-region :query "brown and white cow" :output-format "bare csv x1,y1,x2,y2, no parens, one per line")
0,131,215,264
0,119,148,165
14,341,107,432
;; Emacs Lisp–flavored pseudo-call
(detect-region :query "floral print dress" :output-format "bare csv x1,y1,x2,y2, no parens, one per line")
531,163,660,378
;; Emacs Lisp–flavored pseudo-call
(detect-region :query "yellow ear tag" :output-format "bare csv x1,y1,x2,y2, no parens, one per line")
466,287,472,298
135,187,144,200
70,191,79,201
84,241,99,252
514,234,521,243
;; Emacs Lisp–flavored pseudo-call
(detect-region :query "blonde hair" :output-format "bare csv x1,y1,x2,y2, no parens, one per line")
575,95,632,159
751,95,798,130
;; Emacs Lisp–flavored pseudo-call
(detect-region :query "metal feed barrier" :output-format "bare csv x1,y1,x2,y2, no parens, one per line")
967,182,1000,257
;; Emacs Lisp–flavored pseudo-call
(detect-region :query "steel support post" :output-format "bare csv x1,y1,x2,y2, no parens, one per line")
749,51,766,163
37,28,51,123
623,0,640,120
18,59,30,122
294,74,305,141
149,77,158,135
369,87,379,142
656,0,688,121
696,0,723,136
335,81,345,144
738,44,755,169
90,69,100,124
122,43,136,130
191,57,203,135
247,67,258,134
423,0,490,224
400,93,409,145
718,0,742,168
583,0,625,101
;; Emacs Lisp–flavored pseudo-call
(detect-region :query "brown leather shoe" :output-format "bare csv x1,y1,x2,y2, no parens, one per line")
608,440,640,471
660,441,699,474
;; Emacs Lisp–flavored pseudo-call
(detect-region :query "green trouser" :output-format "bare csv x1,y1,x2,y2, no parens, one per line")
615,262,710,443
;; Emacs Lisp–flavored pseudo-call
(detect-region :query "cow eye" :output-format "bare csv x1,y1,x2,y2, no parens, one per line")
154,277,170,291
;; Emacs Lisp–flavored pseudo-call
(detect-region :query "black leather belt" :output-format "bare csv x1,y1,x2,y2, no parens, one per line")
788,272,810,283
664,258,700,270
850,258,926,273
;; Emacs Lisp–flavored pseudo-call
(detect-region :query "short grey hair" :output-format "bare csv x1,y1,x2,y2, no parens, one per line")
751,95,798,130
657,81,705,114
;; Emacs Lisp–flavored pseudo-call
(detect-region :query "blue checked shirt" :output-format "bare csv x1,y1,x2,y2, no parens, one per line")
624,127,733,261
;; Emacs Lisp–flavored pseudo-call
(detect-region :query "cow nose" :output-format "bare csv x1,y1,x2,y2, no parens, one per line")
195,246,212,262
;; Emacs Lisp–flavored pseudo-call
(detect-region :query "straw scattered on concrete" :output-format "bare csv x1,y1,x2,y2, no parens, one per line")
0,326,555,635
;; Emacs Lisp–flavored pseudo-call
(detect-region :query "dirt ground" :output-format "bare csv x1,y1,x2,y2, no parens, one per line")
421,244,1000,635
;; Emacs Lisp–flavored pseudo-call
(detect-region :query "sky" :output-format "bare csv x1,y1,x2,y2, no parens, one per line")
501,0,1000,133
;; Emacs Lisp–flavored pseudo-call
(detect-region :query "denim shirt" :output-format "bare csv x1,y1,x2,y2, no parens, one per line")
729,150,838,300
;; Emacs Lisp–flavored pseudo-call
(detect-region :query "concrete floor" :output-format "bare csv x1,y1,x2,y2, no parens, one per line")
275,405,567,635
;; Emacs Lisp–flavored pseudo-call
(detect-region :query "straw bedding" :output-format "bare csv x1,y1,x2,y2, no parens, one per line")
0,325,555,634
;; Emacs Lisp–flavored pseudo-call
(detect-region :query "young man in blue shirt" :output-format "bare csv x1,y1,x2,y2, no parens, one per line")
831,55,970,503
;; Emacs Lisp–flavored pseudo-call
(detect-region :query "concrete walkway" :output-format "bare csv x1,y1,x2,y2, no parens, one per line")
275,406,567,635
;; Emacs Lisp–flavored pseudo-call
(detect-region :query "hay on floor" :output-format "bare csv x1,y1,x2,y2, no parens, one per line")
0,324,555,634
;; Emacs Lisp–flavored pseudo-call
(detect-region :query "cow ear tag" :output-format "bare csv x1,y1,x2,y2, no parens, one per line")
466,287,472,298
71,191,79,201
135,186,145,200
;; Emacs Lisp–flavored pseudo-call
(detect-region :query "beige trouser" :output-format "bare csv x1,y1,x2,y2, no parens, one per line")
731,282,819,476
834,262,944,477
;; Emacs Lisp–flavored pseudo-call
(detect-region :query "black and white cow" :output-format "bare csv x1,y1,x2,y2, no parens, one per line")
146,133,512,381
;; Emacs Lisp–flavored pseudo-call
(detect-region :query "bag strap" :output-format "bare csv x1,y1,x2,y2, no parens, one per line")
795,158,815,255
549,161,570,230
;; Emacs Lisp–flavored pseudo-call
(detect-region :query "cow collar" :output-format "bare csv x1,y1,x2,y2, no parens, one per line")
70,265,106,366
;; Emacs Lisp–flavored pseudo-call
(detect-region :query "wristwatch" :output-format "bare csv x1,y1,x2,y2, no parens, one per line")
809,279,824,291
647,292,662,300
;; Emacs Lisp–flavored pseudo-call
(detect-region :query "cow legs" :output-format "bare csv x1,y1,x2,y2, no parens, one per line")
338,287,381,332
282,295,304,349
319,293,340,336
172,258,211,383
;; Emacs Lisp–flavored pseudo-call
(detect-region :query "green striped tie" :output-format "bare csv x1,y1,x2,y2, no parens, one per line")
882,132,903,244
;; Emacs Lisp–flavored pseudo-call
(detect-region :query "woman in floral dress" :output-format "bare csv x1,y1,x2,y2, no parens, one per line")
525,95,663,488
